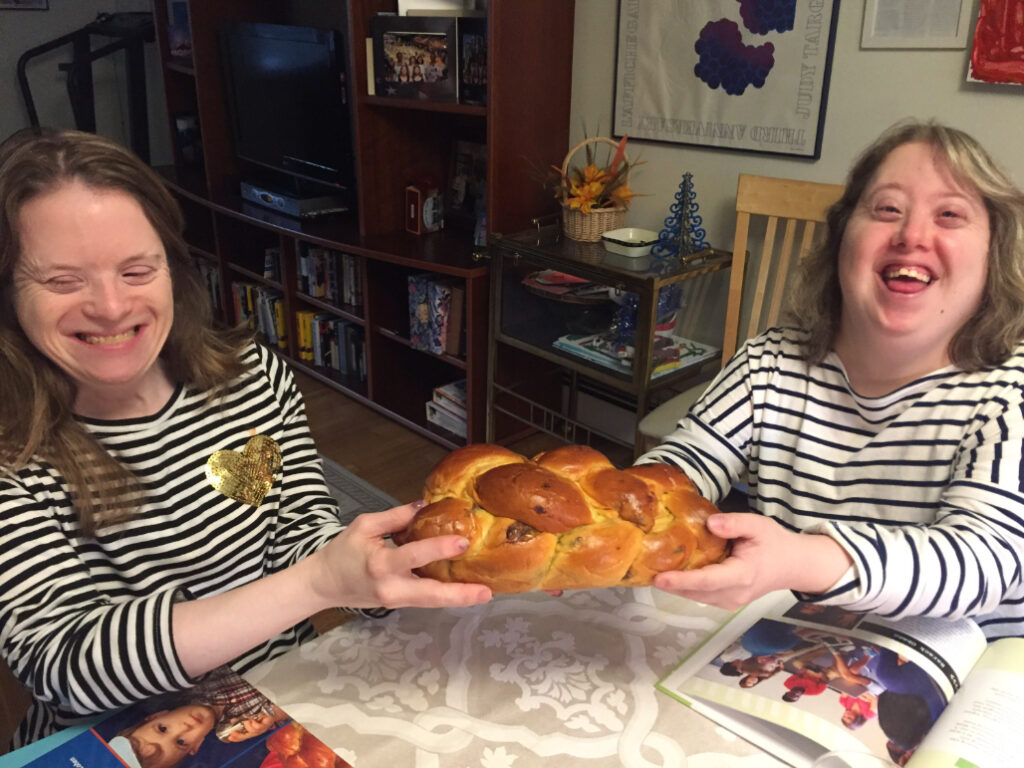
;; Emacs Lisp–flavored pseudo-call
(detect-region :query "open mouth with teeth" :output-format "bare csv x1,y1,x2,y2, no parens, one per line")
882,265,933,293
76,326,140,345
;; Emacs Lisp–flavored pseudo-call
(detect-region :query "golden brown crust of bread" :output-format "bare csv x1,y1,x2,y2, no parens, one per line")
394,443,729,592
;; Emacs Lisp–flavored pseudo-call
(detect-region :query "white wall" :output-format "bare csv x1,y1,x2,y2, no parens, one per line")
0,0,170,162
571,0,1024,251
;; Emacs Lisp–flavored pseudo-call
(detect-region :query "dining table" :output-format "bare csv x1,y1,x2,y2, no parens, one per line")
245,587,789,767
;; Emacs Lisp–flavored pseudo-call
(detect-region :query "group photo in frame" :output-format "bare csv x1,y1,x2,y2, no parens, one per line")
613,0,839,158
371,14,457,102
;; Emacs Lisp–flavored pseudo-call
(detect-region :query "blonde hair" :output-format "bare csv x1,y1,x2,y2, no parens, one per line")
0,128,250,533
787,120,1024,368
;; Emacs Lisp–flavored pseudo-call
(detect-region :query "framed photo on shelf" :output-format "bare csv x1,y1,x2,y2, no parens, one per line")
371,14,457,102
457,16,487,105
446,139,486,229
612,0,839,158
861,0,973,49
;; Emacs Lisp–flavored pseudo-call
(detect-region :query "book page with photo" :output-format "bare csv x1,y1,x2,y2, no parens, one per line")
657,592,1023,767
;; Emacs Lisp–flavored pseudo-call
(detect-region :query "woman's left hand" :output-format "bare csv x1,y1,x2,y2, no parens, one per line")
652,513,852,609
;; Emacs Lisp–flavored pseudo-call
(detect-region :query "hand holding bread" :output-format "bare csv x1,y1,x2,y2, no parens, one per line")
393,443,729,593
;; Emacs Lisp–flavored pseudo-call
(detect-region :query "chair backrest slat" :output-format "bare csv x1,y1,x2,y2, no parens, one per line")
719,174,845,365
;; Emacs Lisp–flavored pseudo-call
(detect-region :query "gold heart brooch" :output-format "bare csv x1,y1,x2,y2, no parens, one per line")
205,435,282,506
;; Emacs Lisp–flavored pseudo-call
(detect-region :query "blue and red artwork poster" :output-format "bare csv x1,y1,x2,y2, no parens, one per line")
613,0,839,158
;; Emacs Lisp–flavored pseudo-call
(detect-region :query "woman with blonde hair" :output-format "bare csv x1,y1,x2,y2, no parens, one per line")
644,120,1024,640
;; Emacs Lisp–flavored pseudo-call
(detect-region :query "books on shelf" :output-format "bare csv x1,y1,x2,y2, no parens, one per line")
232,281,286,351
192,255,221,314
294,311,365,381
426,378,467,437
14,666,348,768
657,591,1024,768
262,246,281,282
297,245,362,308
409,274,465,356
553,332,717,379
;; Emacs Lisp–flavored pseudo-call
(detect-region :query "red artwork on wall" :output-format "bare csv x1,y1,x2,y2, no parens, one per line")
970,0,1024,84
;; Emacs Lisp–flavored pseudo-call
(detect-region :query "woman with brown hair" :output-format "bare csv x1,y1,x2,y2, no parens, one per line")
0,127,490,746
643,120,1024,640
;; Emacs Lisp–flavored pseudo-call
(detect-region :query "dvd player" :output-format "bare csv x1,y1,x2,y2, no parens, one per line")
240,181,348,218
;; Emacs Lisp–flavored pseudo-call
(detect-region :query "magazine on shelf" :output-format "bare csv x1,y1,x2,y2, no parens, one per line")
433,378,467,419
7,666,349,768
657,591,1024,768
553,332,717,379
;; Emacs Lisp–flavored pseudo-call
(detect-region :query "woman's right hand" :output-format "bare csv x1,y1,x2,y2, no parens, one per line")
307,501,493,611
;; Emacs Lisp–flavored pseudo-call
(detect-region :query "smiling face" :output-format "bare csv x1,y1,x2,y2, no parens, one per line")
12,180,175,413
835,141,991,374
127,705,216,768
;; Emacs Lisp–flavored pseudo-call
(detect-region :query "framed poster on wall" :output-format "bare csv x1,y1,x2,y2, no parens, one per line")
612,0,839,159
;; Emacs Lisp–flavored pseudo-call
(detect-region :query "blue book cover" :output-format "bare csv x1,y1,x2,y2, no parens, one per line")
3,667,349,768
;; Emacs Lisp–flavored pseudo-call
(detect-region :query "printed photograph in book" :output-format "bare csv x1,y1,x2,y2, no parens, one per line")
657,592,1024,768
20,666,350,767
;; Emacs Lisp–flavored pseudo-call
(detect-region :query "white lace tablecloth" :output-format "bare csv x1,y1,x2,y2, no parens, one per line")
245,588,788,768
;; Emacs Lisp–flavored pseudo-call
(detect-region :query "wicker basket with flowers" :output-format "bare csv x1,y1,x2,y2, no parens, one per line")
552,135,642,242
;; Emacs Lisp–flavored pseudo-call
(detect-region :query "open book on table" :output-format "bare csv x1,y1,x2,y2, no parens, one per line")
657,592,1024,767
0,666,348,768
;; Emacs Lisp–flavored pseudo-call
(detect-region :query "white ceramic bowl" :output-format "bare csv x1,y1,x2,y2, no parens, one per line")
601,227,659,257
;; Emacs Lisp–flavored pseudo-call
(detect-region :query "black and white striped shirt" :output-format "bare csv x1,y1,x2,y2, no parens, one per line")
640,327,1024,641
1,344,366,745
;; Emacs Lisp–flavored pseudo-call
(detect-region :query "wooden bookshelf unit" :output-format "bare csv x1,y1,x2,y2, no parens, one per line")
149,0,575,448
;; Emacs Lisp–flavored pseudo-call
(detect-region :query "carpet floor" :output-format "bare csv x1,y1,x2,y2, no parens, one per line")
319,454,400,525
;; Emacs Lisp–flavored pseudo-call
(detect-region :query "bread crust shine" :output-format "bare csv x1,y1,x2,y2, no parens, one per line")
394,443,729,592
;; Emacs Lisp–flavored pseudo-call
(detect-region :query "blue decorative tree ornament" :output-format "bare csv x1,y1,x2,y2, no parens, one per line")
651,172,709,260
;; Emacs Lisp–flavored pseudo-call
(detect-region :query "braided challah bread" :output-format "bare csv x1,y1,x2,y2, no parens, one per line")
393,443,729,592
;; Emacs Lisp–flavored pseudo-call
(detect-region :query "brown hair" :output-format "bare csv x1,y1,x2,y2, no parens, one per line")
787,120,1024,369
0,127,250,533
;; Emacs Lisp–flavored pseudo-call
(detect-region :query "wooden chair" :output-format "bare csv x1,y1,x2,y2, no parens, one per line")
638,173,845,449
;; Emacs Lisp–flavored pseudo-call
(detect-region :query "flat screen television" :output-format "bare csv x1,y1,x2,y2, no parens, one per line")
220,21,355,196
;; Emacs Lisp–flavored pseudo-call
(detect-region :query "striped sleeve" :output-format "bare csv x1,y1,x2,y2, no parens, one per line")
0,482,194,716
638,327,1024,638
807,386,1024,623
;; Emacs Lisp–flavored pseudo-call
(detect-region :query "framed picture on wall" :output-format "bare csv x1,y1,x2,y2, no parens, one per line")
612,0,840,159
861,0,974,49
371,14,457,102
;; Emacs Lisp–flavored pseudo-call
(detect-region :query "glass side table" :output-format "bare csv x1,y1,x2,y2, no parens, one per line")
486,224,731,462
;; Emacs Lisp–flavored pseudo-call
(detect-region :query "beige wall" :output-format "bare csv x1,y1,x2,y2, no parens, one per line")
571,0,1024,251
0,0,170,161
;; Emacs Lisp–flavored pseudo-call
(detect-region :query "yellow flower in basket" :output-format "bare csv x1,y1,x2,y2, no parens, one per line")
552,135,643,241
